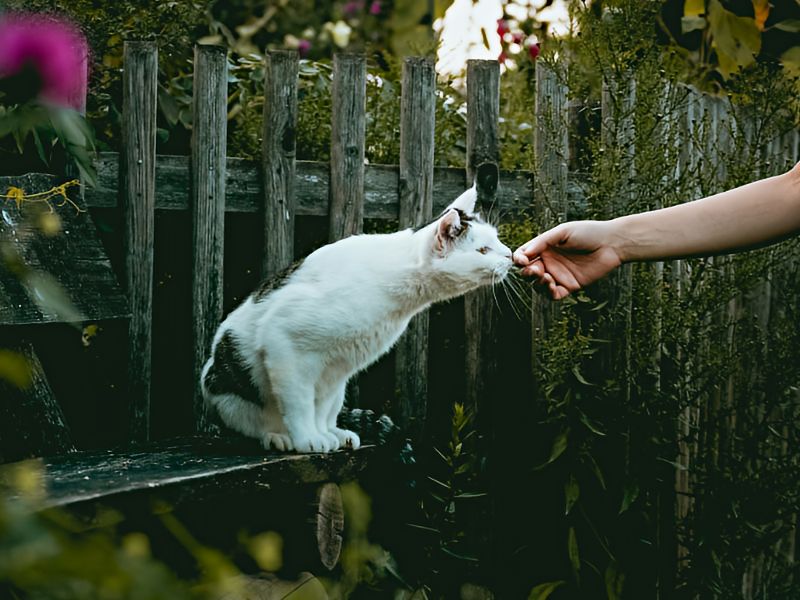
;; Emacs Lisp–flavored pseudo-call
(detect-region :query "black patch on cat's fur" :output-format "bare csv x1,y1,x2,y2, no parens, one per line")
253,259,304,301
203,332,262,405
412,208,480,233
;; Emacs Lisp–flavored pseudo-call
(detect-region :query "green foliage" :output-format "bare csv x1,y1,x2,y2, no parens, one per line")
514,2,800,597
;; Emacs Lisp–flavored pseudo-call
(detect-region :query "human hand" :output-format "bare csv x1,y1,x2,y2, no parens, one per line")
513,220,624,300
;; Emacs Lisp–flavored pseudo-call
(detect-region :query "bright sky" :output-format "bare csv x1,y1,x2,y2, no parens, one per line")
436,0,571,76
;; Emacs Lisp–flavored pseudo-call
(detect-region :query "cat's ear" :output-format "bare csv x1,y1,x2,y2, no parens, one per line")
434,208,463,254
445,185,477,214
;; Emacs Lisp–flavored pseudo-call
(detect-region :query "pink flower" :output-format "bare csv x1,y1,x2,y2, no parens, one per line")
528,42,540,61
497,19,509,36
0,13,88,109
343,1,362,17
513,32,525,45
369,1,381,15
498,51,508,64
298,39,311,56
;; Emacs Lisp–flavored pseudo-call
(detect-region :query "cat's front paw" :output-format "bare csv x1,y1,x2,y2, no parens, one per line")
261,432,294,452
330,427,361,450
292,432,334,454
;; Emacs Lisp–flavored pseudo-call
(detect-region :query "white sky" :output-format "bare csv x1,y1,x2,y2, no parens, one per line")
436,0,571,76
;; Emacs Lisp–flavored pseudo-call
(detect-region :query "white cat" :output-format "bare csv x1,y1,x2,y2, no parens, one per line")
201,186,512,453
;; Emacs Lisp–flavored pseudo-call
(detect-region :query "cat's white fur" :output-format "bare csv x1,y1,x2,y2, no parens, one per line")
201,187,512,453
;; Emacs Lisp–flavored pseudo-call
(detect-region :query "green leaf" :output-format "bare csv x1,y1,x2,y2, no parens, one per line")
774,19,800,33
565,474,580,515
528,581,565,600
605,560,626,600
534,430,569,470
158,87,180,126
572,365,593,386
684,0,705,17
619,482,640,514
708,0,761,77
567,527,580,581
578,410,606,436
780,46,800,78
0,350,32,389
584,453,607,490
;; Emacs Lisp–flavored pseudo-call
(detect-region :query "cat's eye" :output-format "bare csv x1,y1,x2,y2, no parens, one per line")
477,246,490,255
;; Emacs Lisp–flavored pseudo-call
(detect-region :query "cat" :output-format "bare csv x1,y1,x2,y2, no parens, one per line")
201,186,512,453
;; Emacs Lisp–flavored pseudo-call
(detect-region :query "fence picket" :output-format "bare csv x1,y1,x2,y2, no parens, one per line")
190,45,228,434
464,59,500,422
122,41,158,443
329,54,366,241
394,57,435,437
262,50,299,279
531,61,569,393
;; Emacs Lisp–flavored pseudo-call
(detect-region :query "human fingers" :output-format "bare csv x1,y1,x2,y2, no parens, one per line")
514,227,563,262
519,257,543,277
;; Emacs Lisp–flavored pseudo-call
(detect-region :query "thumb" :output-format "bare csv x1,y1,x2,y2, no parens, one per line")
514,225,566,263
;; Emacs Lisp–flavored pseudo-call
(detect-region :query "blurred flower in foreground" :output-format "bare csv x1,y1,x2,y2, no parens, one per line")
326,20,353,48
0,12,88,109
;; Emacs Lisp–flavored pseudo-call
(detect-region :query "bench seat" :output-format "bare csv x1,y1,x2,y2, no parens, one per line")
1,438,376,510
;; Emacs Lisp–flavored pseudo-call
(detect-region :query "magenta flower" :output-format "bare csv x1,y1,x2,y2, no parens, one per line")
0,13,88,110
369,1,381,15
343,1,363,17
528,42,540,61
298,39,311,57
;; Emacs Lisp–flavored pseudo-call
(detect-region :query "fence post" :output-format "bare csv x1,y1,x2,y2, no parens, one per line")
329,53,366,241
262,50,299,279
531,61,569,392
190,44,228,434
122,41,158,443
464,59,500,424
329,53,366,407
394,56,435,438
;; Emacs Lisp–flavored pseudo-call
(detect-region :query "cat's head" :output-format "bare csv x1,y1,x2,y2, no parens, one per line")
421,186,512,290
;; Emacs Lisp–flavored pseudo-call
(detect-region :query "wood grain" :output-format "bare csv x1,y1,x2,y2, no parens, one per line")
0,438,377,509
464,60,500,420
261,50,298,279
122,41,158,443
531,62,569,392
86,153,534,217
190,45,228,434
394,57,435,438
0,340,75,463
329,54,366,241
0,173,129,325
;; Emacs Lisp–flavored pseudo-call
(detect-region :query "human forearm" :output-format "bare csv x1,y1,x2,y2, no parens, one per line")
611,164,800,263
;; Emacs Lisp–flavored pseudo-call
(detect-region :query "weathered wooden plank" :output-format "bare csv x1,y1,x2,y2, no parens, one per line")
329,53,366,240
0,340,75,463
0,439,378,509
0,174,129,325
262,50,298,279
190,45,228,434
86,153,534,218
394,57,435,438
122,41,158,443
531,61,569,388
464,59,500,419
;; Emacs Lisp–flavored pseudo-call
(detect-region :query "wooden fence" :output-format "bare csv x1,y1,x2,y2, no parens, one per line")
77,42,799,595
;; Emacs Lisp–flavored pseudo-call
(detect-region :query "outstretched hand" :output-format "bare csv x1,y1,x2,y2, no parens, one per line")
513,220,624,300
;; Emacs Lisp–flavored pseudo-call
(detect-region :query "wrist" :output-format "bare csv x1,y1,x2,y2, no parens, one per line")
606,215,639,264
